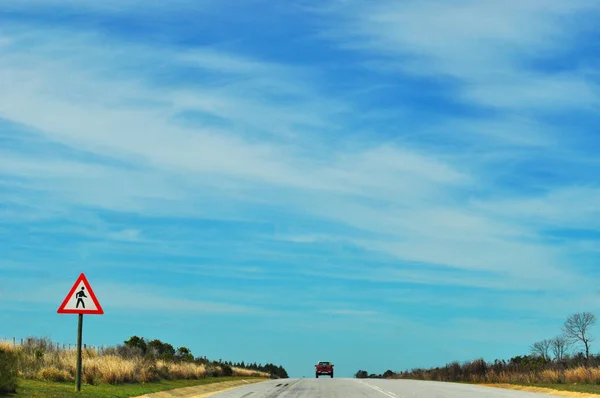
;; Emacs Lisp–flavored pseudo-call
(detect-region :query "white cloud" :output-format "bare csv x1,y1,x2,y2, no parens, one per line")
107,229,141,242
320,0,600,112
178,48,291,77
0,278,271,315
318,309,378,316
473,186,600,229
0,4,599,314
97,283,268,315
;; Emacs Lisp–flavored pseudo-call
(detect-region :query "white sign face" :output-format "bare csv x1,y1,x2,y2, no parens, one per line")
62,280,99,312
57,273,104,315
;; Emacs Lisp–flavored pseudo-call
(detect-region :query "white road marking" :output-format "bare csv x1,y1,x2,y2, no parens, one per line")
355,380,398,398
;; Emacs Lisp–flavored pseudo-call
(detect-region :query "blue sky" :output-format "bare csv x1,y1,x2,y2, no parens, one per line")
1,0,600,378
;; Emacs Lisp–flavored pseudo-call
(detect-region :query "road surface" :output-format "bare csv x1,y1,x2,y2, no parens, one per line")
208,378,562,397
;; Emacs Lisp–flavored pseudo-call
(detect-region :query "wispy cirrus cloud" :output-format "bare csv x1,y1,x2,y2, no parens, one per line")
319,0,600,109
0,14,597,292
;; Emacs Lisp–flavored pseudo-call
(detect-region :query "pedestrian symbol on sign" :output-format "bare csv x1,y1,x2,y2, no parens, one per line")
76,287,87,308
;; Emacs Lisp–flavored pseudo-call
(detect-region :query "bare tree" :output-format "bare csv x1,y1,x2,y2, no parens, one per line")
530,339,552,360
563,312,597,360
551,335,569,361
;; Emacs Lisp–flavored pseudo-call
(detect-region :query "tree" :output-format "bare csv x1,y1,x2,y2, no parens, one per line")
147,339,176,360
563,312,597,360
383,370,396,378
355,370,368,378
221,363,233,376
175,346,194,362
530,339,552,361
123,336,147,355
551,335,569,361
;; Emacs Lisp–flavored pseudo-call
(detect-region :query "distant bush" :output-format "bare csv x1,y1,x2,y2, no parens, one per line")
138,360,160,383
0,348,19,393
116,344,144,359
387,355,600,384
147,339,175,361
207,365,222,377
123,336,147,356
221,363,233,377
175,346,194,363
38,366,74,382
355,370,368,378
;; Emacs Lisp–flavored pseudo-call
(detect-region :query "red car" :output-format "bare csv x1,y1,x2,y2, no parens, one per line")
315,361,334,378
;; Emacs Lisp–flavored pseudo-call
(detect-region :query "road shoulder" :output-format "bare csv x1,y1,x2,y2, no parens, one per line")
132,379,265,398
483,383,600,397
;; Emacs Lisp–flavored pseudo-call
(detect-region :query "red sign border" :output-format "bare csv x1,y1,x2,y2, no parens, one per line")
57,273,104,315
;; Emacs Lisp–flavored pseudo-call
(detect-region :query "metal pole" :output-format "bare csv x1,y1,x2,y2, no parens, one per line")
76,314,83,392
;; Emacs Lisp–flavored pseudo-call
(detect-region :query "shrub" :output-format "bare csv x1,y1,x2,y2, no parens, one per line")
138,361,160,383
355,370,368,378
124,336,147,356
0,348,19,393
221,363,233,377
38,366,74,382
116,344,144,359
206,365,222,377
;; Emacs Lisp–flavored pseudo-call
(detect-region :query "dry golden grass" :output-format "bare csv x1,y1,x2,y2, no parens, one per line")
476,369,594,385
391,362,600,387
156,360,207,380
484,384,600,398
538,369,564,383
565,367,600,384
231,367,270,378
0,339,252,385
84,355,138,384
0,340,15,352
483,367,600,385
37,366,74,382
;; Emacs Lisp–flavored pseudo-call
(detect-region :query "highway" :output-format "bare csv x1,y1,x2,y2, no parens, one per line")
208,378,561,397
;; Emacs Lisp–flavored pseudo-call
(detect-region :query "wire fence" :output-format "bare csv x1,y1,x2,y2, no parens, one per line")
1,337,109,354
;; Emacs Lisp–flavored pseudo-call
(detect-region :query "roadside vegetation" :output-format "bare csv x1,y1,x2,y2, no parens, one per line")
356,311,600,390
0,335,287,394
9,377,263,398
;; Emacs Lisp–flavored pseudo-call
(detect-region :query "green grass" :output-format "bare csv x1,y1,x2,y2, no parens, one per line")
5,377,264,398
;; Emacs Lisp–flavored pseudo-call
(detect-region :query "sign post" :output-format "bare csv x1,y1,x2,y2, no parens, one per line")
76,314,83,391
57,273,104,392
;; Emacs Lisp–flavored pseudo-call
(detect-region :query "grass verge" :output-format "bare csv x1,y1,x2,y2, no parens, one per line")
6,376,264,398
484,383,600,396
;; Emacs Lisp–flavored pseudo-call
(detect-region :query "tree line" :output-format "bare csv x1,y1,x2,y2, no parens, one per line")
354,312,599,382
123,336,288,378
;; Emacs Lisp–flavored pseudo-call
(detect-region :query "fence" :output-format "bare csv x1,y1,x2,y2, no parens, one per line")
1,337,110,355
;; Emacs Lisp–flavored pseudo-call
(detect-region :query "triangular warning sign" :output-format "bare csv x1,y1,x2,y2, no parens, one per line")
57,273,104,315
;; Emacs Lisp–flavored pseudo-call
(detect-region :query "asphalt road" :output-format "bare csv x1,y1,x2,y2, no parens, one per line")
208,378,562,397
